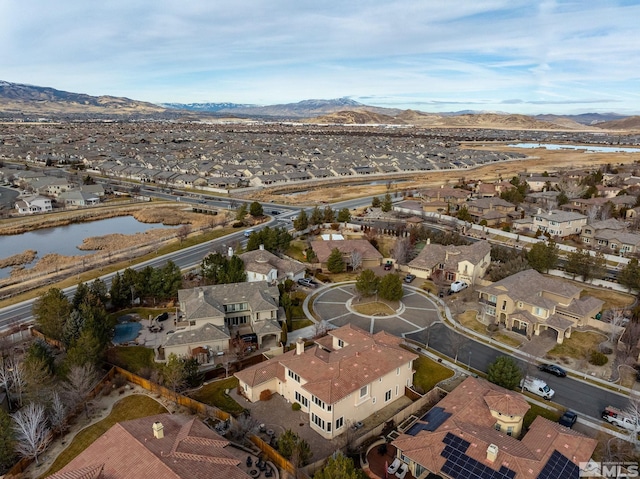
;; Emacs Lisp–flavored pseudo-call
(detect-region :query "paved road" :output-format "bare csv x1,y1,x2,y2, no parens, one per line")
407,323,631,422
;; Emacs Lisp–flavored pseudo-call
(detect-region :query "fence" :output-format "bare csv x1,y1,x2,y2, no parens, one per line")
250,435,297,476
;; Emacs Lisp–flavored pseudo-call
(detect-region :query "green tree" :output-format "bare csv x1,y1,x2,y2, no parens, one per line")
109,272,128,309
281,321,288,346
247,226,292,254
72,282,90,310
323,206,335,223
32,288,71,341
293,210,309,231
276,429,299,459
565,248,605,282
162,353,187,398
314,453,366,479
557,191,569,206
327,248,346,273
220,255,247,284
337,207,351,222
249,201,264,217
201,252,228,284
487,356,522,390
457,205,472,222
381,193,393,212
149,261,183,299
378,274,404,301
0,409,16,472
371,196,381,208
309,206,323,225
526,240,559,273
235,203,248,222
355,269,379,297
65,329,104,368
619,258,640,291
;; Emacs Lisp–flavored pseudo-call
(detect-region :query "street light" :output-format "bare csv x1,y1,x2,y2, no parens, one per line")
468,351,472,372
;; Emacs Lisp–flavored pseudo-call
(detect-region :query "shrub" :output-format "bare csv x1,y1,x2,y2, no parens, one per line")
259,389,273,401
487,324,499,333
292,402,301,411
589,350,608,366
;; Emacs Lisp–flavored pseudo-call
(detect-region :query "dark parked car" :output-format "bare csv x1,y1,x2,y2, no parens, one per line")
538,363,567,377
156,312,169,322
384,261,393,271
558,410,577,428
404,274,416,283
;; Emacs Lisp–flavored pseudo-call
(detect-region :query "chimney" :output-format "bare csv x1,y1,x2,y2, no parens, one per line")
296,337,304,355
426,238,431,245
259,244,264,250
486,444,499,462
153,421,164,439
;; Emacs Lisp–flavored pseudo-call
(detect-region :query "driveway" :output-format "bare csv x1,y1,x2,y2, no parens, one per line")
311,282,441,337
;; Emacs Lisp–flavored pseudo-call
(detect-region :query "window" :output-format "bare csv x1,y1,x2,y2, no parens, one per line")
372,397,376,404
336,417,344,429
507,426,514,436
288,370,300,382
313,396,326,409
501,300,507,311
533,307,545,317
311,413,325,430
395,385,399,396
295,391,308,408
495,423,501,431
486,307,496,316
360,386,368,398
396,367,400,376
489,295,497,303
337,339,344,348
385,390,392,402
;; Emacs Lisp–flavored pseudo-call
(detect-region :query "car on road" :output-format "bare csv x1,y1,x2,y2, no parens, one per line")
271,210,280,215
538,363,567,377
558,410,577,428
404,274,416,283
449,280,468,293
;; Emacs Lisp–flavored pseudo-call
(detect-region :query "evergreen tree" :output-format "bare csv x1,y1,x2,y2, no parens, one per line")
0,409,16,472
32,288,71,341
381,193,393,212
323,206,335,223
337,207,351,222
526,240,559,273
378,274,404,301
314,453,366,479
327,248,346,273
309,206,323,225
457,205,472,222
487,356,522,390
249,201,264,217
235,203,248,222
371,196,381,208
281,321,288,346
293,210,309,231
619,258,640,291
355,269,379,297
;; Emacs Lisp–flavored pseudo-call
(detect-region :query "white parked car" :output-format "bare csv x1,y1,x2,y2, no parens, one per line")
449,280,468,293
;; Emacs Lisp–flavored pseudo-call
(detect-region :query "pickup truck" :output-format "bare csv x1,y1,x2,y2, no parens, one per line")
602,406,640,431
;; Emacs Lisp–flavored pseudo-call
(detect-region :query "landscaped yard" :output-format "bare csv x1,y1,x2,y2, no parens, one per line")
579,284,635,311
291,318,314,330
523,403,561,429
411,353,454,392
493,333,524,348
546,331,606,360
286,239,308,262
107,346,155,374
457,310,488,335
352,301,397,316
41,394,167,478
107,307,172,323
190,377,245,416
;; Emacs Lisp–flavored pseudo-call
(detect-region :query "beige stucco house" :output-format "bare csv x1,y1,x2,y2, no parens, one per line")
239,246,306,284
392,376,596,479
477,269,603,344
407,240,491,285
161,281,282,362
235,324,417,440
310,239,383,271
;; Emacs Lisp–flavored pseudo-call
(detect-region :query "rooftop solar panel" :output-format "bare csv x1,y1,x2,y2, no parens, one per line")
440,432,515,479
537,450,579,479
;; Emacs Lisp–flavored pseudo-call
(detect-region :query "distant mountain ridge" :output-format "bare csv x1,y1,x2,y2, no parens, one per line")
0,80,635,130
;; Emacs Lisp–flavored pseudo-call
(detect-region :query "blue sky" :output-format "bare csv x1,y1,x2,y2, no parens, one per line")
1,0,639,115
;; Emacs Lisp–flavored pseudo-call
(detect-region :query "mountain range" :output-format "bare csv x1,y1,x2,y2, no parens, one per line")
0,80,638,130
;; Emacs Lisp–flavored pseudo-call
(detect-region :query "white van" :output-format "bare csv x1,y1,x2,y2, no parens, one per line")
520,376,554,400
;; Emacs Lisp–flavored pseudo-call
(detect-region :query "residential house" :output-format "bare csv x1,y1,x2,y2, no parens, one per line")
563,196,635,216
239,246,306,284
466,197,517,226
310,239,383,271
524,190,560,210
31,177,74,197
581,218,640,254
162,281,282,361
58,190,100,207
392,376,597,479
477,269,603,344
407,240,491,285
522,209,587,238
521,174,559,192
14,195,52,214
235,324,418,440
421,187,470,214
49,414,252,479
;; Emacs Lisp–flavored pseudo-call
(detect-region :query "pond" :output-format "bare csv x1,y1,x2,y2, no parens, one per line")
0,215,175,279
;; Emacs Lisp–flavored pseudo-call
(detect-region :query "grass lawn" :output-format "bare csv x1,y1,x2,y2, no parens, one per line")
327,272,358,282
493,333,524,348
291,318,314,331
286,239,308,262
458,310,487,336
352,301,397,316
108,346,155,374
578,284,634,311
547,331,606,360
41,394,167,478
107,307,172,323
421,280,438,295
190,377,245,416
412,354,454,392
523,403,561,429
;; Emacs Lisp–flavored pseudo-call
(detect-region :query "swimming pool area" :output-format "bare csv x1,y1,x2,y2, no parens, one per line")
112,322,142,344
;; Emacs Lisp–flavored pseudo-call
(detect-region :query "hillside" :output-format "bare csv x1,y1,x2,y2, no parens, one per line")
305,110,402,124
596,116,640,131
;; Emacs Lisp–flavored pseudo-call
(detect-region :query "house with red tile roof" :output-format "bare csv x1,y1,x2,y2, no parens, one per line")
49,414,252,479
235,324,418,440
392,376,597,479
310,239,383,271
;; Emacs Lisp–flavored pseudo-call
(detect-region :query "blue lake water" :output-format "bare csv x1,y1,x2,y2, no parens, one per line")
508,143,640,153
0,215,174,279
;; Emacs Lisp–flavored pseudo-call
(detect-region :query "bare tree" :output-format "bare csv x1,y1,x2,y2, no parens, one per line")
557,178,585,199
9,361,25,407
62,364,98,418
0,357,15,409
448,328,468,364
49,391,68,434
228,414,260,444
350,251,363,271
586,205,600,224
621,322,640,363
391,237,411,265
12,402,51,465
176,224,192,243
623,394,640,448
313,321,328,339
608,309,626,345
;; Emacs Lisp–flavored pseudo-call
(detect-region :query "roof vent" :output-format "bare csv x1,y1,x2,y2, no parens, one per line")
153,421,164,439
487,444,499,462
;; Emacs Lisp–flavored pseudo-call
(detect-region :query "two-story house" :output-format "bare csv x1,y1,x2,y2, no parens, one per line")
14,195,52,214
235,324,417,440
466,197,517,226
392,376,597,479
528,209,587,238
162,281,282,361
421,186,471,214
239,245,306,284
477,269,603,344
407,240,491,285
